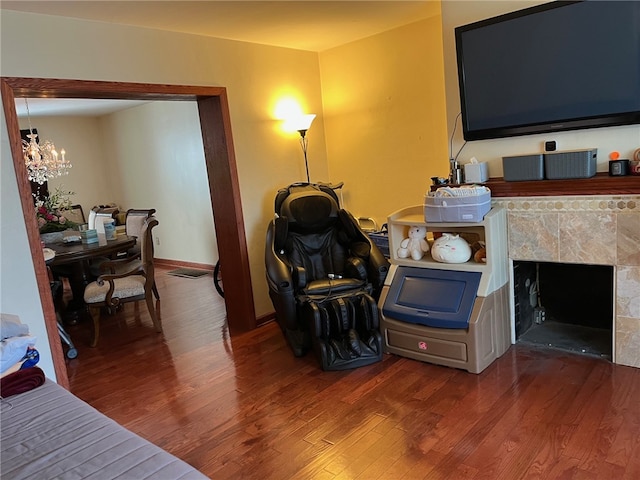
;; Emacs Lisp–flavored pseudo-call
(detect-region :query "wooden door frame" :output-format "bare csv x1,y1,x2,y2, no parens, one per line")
1,77,256,389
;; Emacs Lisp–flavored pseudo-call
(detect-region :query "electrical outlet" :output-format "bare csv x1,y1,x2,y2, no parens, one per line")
155,236,160,246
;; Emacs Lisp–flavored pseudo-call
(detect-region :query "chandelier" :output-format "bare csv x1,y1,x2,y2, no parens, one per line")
22,99,71,185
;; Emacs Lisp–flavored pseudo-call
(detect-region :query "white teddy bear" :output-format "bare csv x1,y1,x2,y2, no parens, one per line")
397,225,429,260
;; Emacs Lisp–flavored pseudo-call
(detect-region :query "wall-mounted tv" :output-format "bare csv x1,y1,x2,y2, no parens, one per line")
455,0,640,141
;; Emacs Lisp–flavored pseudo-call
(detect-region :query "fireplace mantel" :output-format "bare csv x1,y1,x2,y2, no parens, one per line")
485,173,640,197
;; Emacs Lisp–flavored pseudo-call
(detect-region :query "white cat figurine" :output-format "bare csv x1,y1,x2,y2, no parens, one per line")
430,233,472,263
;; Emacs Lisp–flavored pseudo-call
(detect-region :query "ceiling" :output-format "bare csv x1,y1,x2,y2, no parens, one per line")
1,1,438,52
5,1,438,117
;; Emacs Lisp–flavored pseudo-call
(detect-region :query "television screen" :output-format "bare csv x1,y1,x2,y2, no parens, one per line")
455,0,640,141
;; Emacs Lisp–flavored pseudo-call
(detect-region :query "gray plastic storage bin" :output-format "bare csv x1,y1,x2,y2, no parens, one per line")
502,153,544,181
544,149,597,179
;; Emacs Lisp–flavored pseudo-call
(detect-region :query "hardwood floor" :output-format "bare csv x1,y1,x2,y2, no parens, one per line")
65,267,640,479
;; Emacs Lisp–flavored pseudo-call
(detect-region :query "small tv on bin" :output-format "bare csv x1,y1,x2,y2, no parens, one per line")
454,0,640,141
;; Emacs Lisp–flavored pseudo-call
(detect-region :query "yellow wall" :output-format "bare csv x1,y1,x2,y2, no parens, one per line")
320,14,448,228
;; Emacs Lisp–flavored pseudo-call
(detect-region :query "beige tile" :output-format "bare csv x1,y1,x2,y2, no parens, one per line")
507,212,558,261
616,316,640,368
558,212,616,265
616,266,640,319
617,212,640,266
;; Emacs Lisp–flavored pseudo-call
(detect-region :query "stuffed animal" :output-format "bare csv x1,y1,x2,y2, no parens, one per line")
471,241,487,263
431,233,472,263
397,225,429,260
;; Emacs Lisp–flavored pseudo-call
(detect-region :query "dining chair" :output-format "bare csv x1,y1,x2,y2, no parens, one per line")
125,209,156,247
64,204,86,225
83,217,162,347
124,209,159,299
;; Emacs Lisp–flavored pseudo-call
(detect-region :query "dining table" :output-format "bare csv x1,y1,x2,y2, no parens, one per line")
44,234,136,323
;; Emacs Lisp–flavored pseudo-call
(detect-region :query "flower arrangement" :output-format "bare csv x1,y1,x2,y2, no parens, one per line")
34,186,77,233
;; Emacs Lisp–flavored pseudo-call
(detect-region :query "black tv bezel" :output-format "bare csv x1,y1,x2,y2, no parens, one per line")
454,0,640,141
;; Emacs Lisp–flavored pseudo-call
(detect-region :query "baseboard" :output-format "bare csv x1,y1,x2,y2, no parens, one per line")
155,258,215,271
257,312,276,327
157,258,276,328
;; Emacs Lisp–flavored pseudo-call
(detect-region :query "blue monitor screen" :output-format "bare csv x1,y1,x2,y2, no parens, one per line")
383,267,481,329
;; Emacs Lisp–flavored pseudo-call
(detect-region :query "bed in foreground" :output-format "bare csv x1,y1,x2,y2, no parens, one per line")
1,374,208,479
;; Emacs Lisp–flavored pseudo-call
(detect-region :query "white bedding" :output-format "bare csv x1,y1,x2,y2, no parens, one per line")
1,380,209,480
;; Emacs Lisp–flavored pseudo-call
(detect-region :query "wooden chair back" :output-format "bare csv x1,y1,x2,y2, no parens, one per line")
126,209,157,239
140,216,158,290
64,204,86,225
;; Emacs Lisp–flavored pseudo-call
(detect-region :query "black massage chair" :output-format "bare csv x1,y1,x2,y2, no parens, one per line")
265,182,390,370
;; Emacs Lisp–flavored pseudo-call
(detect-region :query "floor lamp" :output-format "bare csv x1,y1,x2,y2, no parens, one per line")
292,114,316,183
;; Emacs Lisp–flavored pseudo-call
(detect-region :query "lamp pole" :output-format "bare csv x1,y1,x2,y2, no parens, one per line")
298,129,310,183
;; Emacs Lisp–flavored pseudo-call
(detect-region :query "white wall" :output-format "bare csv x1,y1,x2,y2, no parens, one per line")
440,1,639,177
19,102,217,265
1,109,56,380
100,102,217,264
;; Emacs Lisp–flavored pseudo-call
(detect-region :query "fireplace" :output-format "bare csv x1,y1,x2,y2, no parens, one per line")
492,193,640,368
513,260,613,359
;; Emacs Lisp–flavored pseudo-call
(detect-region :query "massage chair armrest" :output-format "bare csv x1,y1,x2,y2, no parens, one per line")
345,256,368,281
340,212,390,290
266,223,310,292
292,267,307,290
265,223,294,293
367,245,390,291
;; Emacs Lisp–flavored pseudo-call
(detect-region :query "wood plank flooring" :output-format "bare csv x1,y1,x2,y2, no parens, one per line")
65,267,640,479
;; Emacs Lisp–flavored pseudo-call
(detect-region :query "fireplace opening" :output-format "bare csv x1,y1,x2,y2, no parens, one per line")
513,261,613,359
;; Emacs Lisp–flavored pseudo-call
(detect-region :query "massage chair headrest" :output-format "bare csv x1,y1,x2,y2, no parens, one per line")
279,189,339,232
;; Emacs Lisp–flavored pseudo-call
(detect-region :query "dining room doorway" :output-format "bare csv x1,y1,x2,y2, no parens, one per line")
1,77,256,388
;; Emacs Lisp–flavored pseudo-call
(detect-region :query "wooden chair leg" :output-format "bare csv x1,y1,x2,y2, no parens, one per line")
145,294,162,333
88,306,101,348
152,283,160,300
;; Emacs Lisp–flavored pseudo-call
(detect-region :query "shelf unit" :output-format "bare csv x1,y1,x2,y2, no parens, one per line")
379,204,511,373
386,204,508,297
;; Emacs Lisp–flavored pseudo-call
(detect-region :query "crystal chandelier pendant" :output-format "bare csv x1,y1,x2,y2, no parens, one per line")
21,99,71,185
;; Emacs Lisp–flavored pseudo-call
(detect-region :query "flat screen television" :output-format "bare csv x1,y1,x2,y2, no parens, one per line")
455,0,640,141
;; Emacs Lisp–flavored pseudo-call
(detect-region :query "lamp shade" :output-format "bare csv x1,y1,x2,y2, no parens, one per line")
291,114,316,131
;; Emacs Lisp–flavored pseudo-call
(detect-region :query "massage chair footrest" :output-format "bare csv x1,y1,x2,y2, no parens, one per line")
303,292,383,370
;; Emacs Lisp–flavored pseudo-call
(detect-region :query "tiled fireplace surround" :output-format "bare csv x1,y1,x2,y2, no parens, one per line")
492,194,640,368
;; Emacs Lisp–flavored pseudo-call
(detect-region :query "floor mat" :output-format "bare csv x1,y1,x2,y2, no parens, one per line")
167,268,211,278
